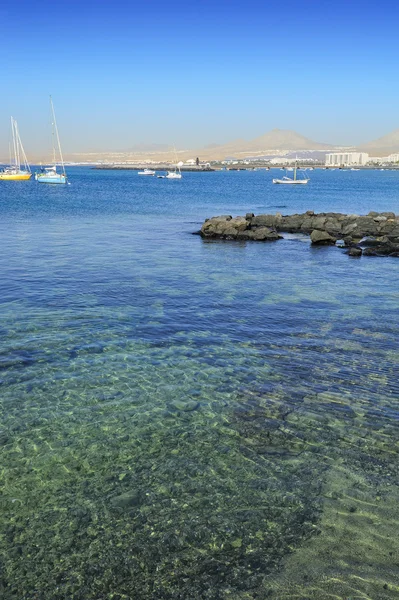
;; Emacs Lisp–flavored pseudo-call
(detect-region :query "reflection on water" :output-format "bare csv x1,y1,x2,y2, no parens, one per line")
0,169,399,599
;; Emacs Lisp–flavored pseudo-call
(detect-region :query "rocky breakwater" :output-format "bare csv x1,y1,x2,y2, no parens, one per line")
199,211,399,257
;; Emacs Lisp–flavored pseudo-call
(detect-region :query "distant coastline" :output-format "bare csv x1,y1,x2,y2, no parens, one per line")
91,164,399,171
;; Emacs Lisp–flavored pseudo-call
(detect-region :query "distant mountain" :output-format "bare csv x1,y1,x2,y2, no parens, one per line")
197,129,335,159
244,129,333,152
55,129,339,163
359,129,399,156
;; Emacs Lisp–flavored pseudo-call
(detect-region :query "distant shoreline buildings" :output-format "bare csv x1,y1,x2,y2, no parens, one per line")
325,151,399,166
325,152,369,167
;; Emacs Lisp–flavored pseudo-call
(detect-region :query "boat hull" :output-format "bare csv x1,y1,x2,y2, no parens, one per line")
0,172,32,181
36,174,67,184
272,179,309,185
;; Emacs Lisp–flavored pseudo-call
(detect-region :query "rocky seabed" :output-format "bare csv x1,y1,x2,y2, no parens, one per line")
199,211,399,257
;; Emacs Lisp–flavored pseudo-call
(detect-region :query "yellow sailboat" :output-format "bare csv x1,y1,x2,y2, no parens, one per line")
0,117,32,181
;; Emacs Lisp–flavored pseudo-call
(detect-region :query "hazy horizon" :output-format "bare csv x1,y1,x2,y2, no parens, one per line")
1,0,398,156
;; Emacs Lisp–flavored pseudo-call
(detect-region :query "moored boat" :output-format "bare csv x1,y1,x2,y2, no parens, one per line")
165,170,182,179
273,160,309,185
36,97,68,185
0,118,32,181
138,169,155,176
164,147,183,179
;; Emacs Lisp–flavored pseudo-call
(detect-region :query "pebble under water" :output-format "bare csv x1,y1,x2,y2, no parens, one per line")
0,168,399,599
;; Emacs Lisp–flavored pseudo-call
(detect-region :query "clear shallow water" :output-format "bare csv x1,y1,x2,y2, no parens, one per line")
0,169,399,599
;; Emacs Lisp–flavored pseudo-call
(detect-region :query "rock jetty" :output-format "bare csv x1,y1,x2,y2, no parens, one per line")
199,211,399,257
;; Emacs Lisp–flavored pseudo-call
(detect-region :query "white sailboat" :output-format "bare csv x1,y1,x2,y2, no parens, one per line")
35,97,68,184
273,160,309,185
165,146,182,179
165,167,182,179
0,117,32,180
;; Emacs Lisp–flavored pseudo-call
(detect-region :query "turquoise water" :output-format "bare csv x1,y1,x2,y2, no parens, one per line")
1,168,399,599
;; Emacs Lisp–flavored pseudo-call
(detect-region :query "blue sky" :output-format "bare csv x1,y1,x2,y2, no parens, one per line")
1,0,398,156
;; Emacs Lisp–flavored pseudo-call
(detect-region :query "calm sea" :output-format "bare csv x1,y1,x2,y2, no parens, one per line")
1,168,398,599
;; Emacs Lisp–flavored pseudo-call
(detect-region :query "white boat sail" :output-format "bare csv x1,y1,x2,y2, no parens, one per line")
165,147,182,179
273,160,309,185
35,97,68,185
0,117,32,181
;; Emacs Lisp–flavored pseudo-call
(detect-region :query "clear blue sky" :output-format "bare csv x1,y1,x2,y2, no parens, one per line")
1,0,398,156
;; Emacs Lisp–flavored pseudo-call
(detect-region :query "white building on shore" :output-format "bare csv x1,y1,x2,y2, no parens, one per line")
325,152,369,166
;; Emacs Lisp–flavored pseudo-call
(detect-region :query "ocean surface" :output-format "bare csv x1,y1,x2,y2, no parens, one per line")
1,168,398,599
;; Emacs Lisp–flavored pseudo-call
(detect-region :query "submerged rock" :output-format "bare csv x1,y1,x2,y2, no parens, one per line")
170,400,200,412
110,490,141,509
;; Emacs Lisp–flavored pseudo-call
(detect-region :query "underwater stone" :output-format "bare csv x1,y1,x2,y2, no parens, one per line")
110,490,141,509
170,400,200,412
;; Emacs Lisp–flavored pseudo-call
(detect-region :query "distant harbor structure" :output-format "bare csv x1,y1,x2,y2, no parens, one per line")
325,152,369,167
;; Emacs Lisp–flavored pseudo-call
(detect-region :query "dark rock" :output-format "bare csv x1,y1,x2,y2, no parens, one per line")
360,237,381,247
280,214,305,231
200,215,248,238
355,216,380,236
348,247,362,257
198,211,399,254
341,223,357,236
251,214,278,228
363,248,378,256
310,230,336,245
248,227,280,241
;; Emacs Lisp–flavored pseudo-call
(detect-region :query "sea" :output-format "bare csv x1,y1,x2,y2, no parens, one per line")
0,167,398,599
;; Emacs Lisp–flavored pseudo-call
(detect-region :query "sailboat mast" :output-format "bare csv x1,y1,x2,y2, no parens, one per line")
11,117,18,169
14,120,23,171
50,96,66,175
294,160,297,181
14,121,31,173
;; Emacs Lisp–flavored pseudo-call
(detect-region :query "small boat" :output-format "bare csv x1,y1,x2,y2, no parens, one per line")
36,96,67,185
0,117,32,181
273,161,309,185
138,168,155,176
165,170,182,179
351,168,360,171
165,146,183,179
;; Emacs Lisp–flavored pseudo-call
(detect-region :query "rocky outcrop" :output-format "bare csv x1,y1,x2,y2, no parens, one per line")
198,210,399,257
200,215,282,241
